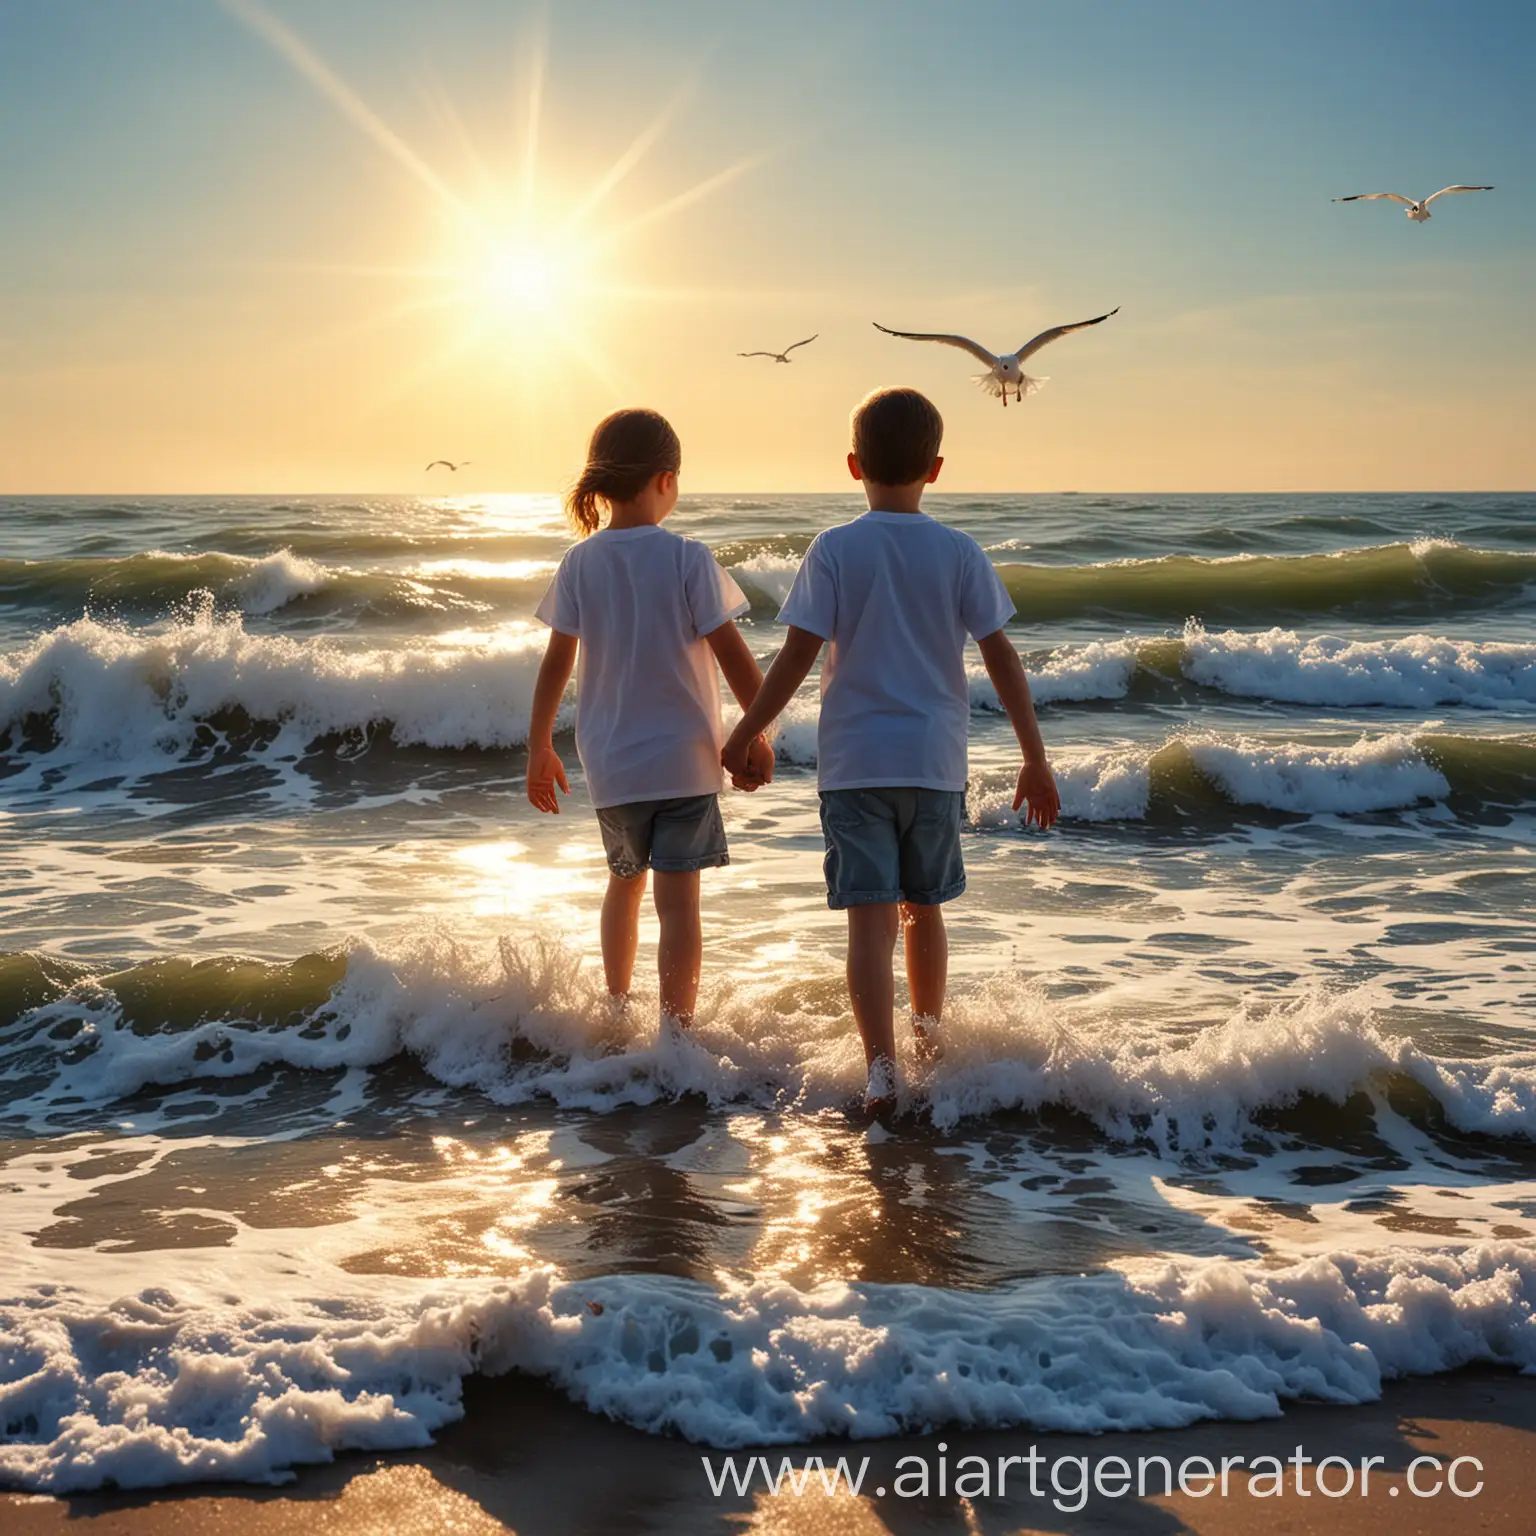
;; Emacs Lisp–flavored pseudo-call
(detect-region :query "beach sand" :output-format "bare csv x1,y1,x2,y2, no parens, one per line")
6,1366,1532,1535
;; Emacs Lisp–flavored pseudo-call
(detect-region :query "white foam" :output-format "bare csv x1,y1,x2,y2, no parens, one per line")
231,550,332,615
920,978,1536,1143
726,552,801,608
7,937,1535,1149
970,639,1140,709
971,748,1152,824
973,729,1461,827
1186,730,1450,814
0,607,566,761
2,1236,1534,1491
768,695,821,766
1183,626,1536,710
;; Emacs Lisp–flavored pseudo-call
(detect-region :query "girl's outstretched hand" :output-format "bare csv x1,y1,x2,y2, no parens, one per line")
1014,758,1061,829
527,745,570,813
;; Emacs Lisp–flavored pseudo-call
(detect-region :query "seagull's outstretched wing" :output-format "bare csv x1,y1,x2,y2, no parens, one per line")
783,334,819,355
1332,192,1414,204
1423,184,1495,204
1013,307,1119,363
425,459,455,471
872,322,997,367
738,351,779,359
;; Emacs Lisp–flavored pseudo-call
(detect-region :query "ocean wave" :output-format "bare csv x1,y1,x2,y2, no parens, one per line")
732,543,1536,625
4,936,1535,1146
1,1240,1534,1491
6,540,1532,632
2,617,1531,823
0,549,529,624
2,611,1146,771
1181,626,1536,709
972,730,1534,824
972,627,1536,713
996,542,1536,624
725,550,800,609
0,550,336,618
0,608,566,761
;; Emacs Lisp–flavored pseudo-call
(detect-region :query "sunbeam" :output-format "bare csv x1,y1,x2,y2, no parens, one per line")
218,0,766,421
220,0,475,226
564,89,688,228
598,153,769,247
519,15,547,221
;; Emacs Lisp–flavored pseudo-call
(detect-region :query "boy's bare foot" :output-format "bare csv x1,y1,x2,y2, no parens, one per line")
657,1012,691,1047
863,1055,898,1129
912,1014,943,1065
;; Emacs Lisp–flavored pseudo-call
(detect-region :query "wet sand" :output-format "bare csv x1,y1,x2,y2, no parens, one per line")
6,1366,1533,1535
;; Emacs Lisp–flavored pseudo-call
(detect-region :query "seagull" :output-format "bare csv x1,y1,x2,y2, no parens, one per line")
424,459,471,471
1332,185,1494,223
873,309,1119,406
738,334,818,363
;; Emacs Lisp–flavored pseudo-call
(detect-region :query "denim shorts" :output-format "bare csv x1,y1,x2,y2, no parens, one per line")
818,787,967,909
594,794,728,879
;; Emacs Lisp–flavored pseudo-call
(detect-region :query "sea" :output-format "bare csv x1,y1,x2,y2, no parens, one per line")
2,490,1535,1492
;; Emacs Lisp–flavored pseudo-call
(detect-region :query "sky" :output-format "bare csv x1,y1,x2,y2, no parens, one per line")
1,0,1532,493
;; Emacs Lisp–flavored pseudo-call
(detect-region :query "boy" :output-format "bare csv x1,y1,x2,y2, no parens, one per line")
721,387,1060,1122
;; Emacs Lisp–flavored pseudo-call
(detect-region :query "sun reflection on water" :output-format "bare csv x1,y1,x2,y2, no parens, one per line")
446,839,602,922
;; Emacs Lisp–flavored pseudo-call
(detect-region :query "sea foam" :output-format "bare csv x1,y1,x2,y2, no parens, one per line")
1183,626,1536,710
1,1239,1533,1491
968,729,1495,824
6,934,1535,1147
0,607,565,761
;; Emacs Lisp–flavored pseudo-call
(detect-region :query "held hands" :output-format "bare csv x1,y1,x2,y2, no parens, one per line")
1013,757,1061,829
526,744,570,813
743,734,775,791
722,731,774,792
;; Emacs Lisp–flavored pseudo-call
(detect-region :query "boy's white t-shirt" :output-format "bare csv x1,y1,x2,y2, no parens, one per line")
535,524,749,809
777,511,1015,792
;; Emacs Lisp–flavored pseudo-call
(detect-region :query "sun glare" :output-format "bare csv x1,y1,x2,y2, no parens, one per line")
224,0,763,406
464,226,590,325
487,246,560,312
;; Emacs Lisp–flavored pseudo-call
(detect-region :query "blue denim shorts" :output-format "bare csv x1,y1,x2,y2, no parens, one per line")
594,794,728,879
818,787,966,909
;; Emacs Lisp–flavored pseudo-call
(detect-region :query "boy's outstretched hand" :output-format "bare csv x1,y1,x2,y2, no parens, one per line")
527,745,570,813
1014,758,1061,829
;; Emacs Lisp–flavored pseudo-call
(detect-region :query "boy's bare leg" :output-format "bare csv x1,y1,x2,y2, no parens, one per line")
901,901,947,1058
846,904,899,1068
652,869,702,1026
600,870,647,999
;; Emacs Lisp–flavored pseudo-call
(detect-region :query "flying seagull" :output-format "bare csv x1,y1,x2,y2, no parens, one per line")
425,459,471,471
1332,185,1494,223
738,334,818,363
873,309,1119,406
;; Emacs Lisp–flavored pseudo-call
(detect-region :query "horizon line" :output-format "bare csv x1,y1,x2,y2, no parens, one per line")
2,486,1533,499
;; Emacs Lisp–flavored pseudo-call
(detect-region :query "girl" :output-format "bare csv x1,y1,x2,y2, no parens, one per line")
526,408,773,1033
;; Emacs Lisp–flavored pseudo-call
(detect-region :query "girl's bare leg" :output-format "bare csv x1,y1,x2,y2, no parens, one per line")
652,869,702,1025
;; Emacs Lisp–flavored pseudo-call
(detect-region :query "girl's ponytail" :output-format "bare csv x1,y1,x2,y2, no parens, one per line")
566,464,606,537
563,408,681,537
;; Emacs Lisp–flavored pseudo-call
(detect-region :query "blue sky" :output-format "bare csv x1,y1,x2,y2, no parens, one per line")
1,0,1531,490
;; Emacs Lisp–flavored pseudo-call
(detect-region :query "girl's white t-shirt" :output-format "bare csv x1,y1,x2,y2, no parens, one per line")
535,524,749,809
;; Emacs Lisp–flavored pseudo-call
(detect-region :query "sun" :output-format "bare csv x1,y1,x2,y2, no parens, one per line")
485,244,561,314
456,222,594,329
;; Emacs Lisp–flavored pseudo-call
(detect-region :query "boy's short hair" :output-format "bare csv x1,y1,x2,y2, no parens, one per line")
850,387,944,486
